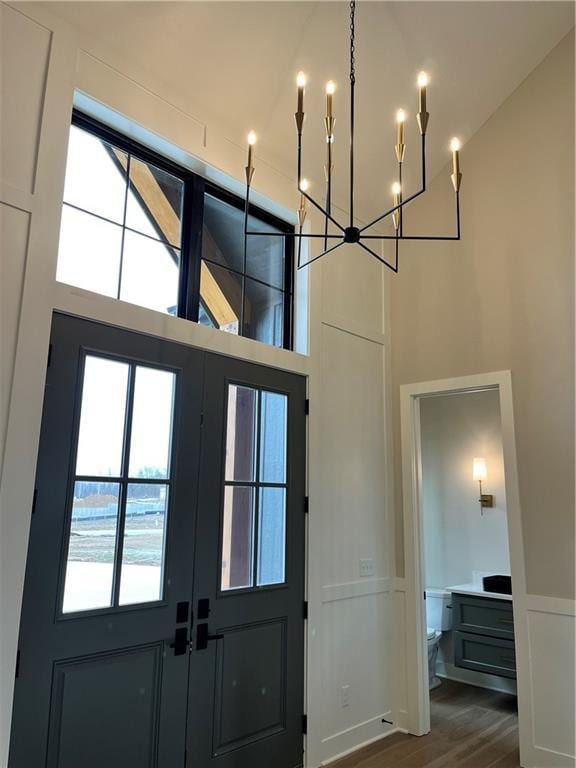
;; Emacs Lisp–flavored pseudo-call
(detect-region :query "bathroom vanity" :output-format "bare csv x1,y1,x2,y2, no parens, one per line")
448,586,516,680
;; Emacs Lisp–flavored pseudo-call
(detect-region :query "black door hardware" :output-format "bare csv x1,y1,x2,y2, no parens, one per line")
170,627,189,656
196,623,224,650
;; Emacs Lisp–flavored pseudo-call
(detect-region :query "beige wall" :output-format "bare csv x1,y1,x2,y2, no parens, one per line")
391,31,575,600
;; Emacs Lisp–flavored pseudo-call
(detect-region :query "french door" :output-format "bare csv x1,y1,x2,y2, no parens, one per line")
9,314,306,768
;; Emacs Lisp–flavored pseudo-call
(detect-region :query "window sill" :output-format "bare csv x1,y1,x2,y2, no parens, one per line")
53,281,311,374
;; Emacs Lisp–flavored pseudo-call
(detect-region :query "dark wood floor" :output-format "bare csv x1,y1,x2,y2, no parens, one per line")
331,680,519,768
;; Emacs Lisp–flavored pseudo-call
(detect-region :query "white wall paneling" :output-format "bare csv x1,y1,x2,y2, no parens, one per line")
0,204,30,473
524,596,576,767
0,4,393,767
305,322,394,766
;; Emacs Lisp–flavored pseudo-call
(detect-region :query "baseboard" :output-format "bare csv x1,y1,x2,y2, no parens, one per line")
321,724,402,766
319,711,400,766
437,662,517,695
395,708,409,732
523,744,576,768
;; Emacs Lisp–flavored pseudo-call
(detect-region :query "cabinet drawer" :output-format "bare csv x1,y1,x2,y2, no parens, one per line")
454,631,516,679
452,593,514,640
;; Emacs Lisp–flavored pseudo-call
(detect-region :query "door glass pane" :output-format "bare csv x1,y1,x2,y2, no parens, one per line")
221,486,254,591
257,488,286,586
76,356,129,477
225,385,257,481
243,278,284,347
56,206,123,297
119,483,169,605
259,391,287,483
120,230,180,315
129,367,175,479
199,262,242,335
63,124,128,224
62,481,120,613
126,157,183,247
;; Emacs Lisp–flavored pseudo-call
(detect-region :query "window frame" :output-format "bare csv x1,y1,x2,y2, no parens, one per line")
68,110,295,350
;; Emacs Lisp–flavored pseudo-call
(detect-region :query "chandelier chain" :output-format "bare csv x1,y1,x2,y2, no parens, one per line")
349,0,356,85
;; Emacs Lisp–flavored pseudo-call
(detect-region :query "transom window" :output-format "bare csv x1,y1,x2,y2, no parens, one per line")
56,112,294,349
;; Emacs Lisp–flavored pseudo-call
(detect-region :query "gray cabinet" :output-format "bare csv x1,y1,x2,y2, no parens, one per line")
452,593,516,679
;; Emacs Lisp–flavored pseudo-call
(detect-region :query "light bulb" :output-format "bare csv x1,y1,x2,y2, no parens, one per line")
417,71,429,88
296,71,307,88
450,137,462,152
396,108,406,124
326,80,336,95
300,178,310,192
392,182,401,195
247,130,257,146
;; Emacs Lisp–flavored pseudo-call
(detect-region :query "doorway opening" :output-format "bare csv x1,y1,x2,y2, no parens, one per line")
400,372,530,765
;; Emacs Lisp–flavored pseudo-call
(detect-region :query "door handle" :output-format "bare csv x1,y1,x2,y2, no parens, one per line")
170,626,189,656
196,623,224,651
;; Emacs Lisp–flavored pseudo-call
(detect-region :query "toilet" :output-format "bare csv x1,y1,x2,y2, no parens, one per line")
425,588,452,690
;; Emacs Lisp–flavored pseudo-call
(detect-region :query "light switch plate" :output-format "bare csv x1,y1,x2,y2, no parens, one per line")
359,558,374,577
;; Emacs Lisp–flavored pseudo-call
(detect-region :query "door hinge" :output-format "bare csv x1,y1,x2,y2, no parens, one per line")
302,714,308,734
304,496,309,514
424,591,427,601
31,488,38,516
303,601,308,620
15,650,20,679
305,399,310,415
200,412,204,427
47,344,53,369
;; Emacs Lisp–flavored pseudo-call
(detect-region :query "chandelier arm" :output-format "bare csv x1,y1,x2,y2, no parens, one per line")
359,133,427,234
297,224,304,269
348,0,356,228
359,191,461,241
297,132,345,232
297,239,345,270
399,161,403,237
241,183,250,332
357,240,399,274
246,231,342,239
324,138,333,249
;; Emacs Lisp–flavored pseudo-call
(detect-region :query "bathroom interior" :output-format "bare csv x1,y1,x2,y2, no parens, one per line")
420,388,517,704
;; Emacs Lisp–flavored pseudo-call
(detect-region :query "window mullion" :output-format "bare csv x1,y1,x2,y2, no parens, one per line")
180,174,204,321
116,153,131,301
111,363,137,607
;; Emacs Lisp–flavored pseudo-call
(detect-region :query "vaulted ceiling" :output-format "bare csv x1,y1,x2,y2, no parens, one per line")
48,1,574,225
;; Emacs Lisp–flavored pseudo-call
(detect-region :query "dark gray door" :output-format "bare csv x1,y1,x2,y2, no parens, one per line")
187,353,306,768
9,314,204,767
10,315,306,768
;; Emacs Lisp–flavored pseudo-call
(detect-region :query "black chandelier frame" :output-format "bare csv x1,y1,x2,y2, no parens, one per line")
243,0,461,274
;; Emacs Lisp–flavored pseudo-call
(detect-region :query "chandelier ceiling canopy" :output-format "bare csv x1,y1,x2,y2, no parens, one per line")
243,0,463,273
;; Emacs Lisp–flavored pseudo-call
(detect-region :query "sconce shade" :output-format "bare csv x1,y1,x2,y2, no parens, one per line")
472,457,487,482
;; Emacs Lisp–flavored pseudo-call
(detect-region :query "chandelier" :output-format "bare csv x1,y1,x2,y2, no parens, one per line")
243,0,462,273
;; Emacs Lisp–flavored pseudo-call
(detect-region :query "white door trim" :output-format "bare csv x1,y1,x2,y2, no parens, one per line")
400,370,532,766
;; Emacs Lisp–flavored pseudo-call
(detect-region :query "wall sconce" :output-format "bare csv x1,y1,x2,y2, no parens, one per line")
472,457,494,512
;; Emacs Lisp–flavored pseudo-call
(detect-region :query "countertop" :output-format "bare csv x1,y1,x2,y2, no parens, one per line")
447,583,513,601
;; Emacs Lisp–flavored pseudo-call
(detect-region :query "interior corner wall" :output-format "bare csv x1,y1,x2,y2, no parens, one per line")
391,30,575,602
